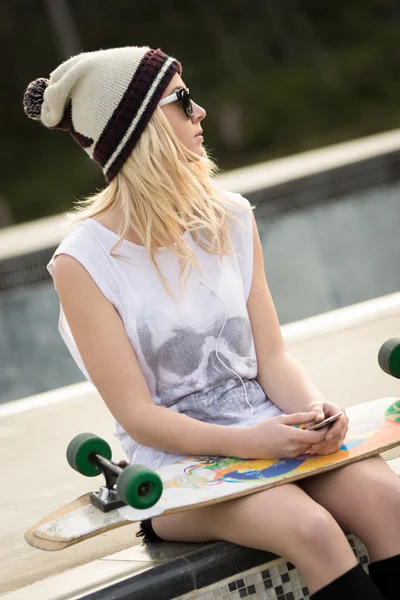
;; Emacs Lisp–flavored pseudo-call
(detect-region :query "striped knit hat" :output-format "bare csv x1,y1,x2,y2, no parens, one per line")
23,46,182,182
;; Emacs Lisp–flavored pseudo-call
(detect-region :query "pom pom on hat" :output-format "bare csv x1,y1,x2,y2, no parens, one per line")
23,78,49,121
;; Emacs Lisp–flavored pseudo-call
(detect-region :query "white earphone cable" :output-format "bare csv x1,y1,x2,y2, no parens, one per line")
200,281,254,425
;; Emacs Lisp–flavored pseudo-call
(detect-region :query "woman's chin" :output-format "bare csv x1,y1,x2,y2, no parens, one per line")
186,139,206,159
194,142,206,158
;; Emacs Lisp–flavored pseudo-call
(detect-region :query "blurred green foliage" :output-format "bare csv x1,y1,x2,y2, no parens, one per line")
1,0,400,224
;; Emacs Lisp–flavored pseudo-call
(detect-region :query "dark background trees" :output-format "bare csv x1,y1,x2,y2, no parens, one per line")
1,0,399,224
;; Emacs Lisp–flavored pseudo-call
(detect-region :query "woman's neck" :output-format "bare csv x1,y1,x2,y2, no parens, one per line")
92,209,186,247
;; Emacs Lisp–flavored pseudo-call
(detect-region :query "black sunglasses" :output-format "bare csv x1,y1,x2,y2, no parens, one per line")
158,87,194,118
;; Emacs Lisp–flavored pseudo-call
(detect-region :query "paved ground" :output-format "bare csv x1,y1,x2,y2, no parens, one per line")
1,305,400,596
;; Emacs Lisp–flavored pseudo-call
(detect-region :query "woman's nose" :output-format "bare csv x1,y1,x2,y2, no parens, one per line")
192,102,206,121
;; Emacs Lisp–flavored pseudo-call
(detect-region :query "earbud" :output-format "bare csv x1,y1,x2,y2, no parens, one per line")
199,281,254,425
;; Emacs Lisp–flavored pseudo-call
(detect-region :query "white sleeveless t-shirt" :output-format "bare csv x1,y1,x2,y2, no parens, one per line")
46,190,283,469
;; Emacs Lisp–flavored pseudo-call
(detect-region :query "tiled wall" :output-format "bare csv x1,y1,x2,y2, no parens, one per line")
177,534,368,600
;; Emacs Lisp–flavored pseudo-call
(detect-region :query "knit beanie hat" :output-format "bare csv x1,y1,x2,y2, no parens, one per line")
23,46,182,182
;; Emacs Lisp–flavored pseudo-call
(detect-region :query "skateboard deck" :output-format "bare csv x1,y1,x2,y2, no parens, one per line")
25,396,400,551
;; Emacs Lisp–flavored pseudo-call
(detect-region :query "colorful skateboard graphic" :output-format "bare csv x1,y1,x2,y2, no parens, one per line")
144,396,400,497
25,396,400,551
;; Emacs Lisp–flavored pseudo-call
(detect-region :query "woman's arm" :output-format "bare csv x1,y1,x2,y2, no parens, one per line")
53,253,250,458
256,350,326,415
53,253,329,460
246,213,325,415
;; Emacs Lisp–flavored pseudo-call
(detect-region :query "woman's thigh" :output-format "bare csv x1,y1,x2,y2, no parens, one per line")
152,482,352,563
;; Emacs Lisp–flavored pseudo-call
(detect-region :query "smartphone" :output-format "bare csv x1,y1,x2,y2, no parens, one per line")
306,412,343,430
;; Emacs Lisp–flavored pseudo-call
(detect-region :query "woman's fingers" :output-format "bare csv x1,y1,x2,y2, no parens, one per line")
325,416,347,441
309,437,344,454
307,407,348,454
293,425,329,444
281,412,318,426
321,404,348,442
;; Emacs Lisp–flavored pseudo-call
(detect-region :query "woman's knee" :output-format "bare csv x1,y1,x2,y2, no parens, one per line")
220,486,347,559
340,457,400,519
371,476,400,519
293,507,345,556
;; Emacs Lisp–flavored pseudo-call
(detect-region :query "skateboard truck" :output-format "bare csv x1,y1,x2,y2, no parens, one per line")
67,433,164,512
89,454,126,513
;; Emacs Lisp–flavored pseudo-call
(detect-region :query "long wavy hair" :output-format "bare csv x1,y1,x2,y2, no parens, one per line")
65,106,252,300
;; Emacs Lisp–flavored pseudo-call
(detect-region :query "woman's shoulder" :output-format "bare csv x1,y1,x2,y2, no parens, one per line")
49,218,104,268
218,189,253,229
219,188,252,213
220,188,249,203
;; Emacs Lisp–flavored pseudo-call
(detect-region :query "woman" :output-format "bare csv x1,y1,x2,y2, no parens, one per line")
23,46,400,599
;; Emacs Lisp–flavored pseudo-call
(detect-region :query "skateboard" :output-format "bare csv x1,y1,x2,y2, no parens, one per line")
25,338,400,551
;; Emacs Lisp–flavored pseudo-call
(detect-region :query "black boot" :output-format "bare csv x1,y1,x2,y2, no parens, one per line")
368,553,400,600
311,563,385,599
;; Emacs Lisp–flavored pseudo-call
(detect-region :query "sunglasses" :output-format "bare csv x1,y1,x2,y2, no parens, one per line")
158,87,194,118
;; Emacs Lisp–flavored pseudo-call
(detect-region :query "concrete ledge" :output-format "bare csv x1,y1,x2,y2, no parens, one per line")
79,536,365,600
245,149,400,218
1,536,365,600
282,290,400,345
218,128,400,194
218,128,400,218
81,543,289,600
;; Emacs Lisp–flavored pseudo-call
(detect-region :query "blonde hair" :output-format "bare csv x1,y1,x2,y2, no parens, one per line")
66,107,252,300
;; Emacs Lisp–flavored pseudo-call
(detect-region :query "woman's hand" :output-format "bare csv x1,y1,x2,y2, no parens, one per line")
306,401,349,455
246,411,329,459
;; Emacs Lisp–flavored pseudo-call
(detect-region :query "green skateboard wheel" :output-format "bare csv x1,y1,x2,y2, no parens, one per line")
378,338,400,379
66,433,112,477
116,465,163,509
